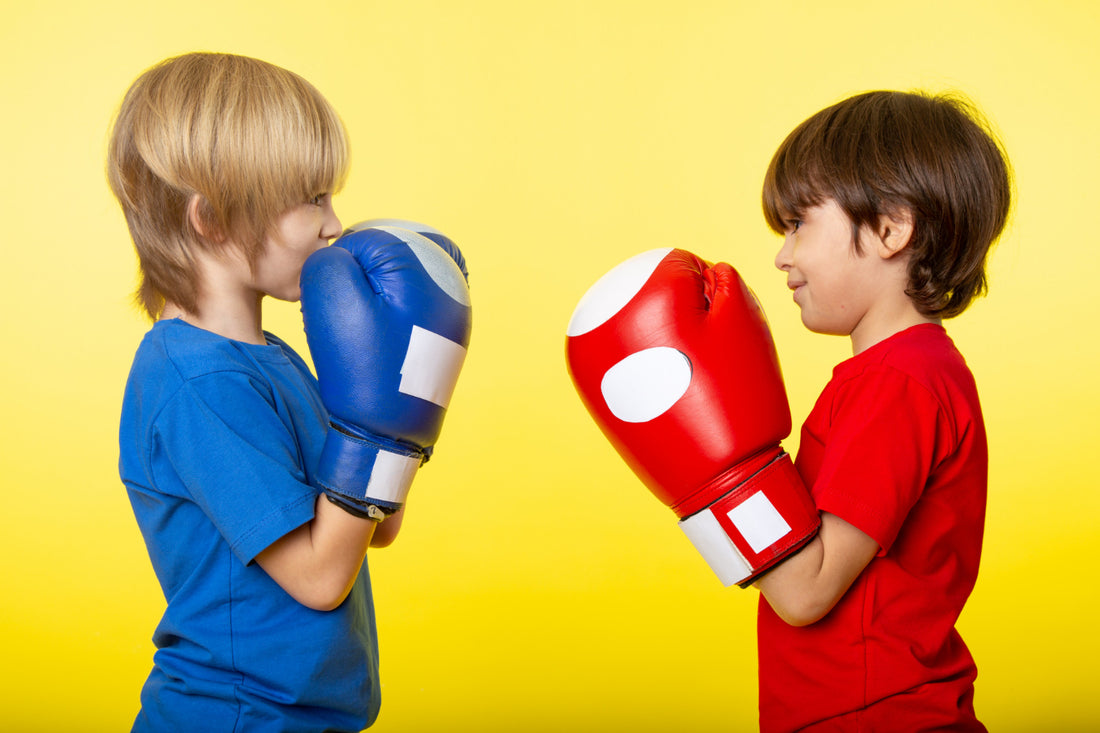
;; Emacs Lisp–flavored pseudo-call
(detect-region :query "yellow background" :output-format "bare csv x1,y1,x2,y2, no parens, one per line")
2,1,1097,730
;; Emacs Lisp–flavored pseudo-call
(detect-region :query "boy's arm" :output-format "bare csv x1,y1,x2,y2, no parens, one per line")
255,496,404,611
754,512,878,626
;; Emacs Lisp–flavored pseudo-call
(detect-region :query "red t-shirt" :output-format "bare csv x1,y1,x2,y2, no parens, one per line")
758,324,987,732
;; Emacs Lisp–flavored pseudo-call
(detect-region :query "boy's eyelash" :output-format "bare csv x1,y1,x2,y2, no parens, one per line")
309,193,327,206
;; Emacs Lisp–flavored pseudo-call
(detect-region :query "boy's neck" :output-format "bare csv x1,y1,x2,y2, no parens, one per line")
160,245,268,345
850,307,941,355
162,294,266,345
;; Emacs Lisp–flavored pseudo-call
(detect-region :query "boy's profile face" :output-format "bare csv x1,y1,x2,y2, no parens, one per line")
249,194,343,303
772,198,904,344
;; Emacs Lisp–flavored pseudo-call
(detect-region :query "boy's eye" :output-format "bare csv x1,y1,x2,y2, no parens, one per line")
785,219,803,233
308,193,328,206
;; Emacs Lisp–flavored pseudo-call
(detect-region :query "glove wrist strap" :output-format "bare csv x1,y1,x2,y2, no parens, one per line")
316,422,424,518
677,452,820,588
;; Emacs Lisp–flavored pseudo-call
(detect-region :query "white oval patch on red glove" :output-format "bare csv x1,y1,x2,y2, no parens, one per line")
600,346,692,423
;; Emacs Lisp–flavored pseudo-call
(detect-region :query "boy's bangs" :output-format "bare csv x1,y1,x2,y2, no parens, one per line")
762,144,828,234
279,90,350,208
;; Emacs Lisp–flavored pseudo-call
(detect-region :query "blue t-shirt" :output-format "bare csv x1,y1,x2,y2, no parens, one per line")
119,319,380,732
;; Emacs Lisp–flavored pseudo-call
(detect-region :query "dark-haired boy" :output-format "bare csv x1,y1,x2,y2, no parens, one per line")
755,90,1011,732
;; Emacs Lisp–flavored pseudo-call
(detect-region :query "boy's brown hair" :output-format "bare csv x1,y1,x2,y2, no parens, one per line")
762,90,1012,319
107,52,349,320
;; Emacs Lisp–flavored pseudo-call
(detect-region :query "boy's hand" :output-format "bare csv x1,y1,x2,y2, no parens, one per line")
300,221,472,520
566,248,819,587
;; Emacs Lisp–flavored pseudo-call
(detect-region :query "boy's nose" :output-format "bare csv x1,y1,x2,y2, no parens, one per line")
323,206,343,240
774,236,793,271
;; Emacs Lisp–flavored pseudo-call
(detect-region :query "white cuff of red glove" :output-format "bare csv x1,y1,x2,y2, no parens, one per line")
678,452,820,587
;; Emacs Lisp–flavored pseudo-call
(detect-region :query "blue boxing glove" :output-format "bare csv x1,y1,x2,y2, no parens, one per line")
300,220,472,520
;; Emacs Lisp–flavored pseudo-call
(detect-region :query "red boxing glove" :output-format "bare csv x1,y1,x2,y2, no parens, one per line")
565,248,820,587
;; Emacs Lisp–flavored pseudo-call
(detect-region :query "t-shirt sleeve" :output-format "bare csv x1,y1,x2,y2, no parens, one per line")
812,365,946,554
150,369,318,565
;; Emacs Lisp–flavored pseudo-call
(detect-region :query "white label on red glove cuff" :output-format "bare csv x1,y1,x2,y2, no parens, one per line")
399,325,468,407
727,491,792,553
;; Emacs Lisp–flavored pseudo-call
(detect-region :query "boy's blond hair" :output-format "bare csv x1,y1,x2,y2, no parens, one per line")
107,52,349,320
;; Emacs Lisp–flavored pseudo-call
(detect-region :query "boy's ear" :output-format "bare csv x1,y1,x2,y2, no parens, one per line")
873,207,914,259
186,194,227,244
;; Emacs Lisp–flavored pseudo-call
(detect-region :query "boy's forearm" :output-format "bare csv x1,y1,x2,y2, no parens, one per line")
755,533,827,626
754,512,878,627
255,495,377,611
